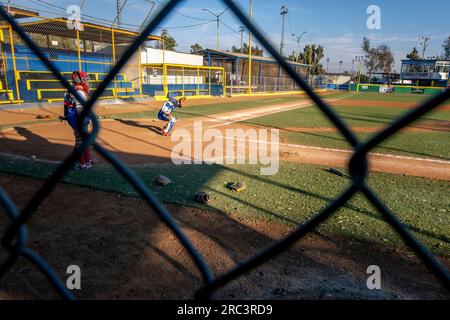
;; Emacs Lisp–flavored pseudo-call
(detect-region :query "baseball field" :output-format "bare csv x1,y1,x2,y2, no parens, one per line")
0,91,448,299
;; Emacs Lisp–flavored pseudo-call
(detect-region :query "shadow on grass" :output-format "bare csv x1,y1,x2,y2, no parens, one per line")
0,153,448,299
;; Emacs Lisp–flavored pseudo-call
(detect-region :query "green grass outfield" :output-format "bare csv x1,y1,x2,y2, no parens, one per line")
1,156,448,257
346,92,448,103
244,93,450,160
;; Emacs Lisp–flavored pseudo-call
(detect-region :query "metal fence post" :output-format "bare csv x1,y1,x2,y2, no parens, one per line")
111,29,117,99
8,25,20,102
76,30,82,71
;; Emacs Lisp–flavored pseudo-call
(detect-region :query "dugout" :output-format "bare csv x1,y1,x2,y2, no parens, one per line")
200,49,310,95
0,6,160,104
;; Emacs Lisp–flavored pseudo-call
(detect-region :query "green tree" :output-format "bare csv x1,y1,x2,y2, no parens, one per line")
156,29,177,51
287,50,300,63
362,37,378,82
289,44,325,75
442,36,450,59
231,43,264,56
190,43,203,53
377,44,395,74
406,47,421,60
361,37,394,82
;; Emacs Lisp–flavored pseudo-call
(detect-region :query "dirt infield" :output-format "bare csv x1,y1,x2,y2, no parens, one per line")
0,95,449,300
0,96,449,180
0,172,448,299
0,92,326,128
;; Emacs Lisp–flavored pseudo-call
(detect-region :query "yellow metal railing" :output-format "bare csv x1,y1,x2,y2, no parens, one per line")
141,63,225,98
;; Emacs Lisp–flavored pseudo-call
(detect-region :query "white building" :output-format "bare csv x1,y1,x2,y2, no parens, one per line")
141,47,203,65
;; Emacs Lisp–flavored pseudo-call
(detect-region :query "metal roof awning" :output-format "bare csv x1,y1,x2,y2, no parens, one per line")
15,18,160,44
0,7,160,44
0,6,39,20
201,48,310,67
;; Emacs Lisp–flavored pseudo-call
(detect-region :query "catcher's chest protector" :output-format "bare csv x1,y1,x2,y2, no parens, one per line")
64,87,88,117
64,91,77,117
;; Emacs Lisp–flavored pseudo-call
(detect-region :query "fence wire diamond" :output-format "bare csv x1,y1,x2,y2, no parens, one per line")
0,0,449,300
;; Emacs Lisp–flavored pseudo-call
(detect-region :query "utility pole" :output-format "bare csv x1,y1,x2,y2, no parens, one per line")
419,36,430,59
355,55,364,92
292,31,306,61
327,57,330,73
280,5,288,56
248,0,253,94
203,8,229,50
239,26,245,53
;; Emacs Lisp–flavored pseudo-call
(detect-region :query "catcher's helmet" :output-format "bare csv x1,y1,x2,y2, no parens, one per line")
167,92,178,105
72,71,90,92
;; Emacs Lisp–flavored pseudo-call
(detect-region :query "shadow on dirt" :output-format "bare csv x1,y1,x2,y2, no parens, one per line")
0,129,448,300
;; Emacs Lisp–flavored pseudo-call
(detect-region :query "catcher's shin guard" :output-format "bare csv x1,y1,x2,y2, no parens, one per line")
163,117,177,135
79,148,93,168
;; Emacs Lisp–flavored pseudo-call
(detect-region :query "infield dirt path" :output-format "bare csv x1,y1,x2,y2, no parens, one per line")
0,94,449,180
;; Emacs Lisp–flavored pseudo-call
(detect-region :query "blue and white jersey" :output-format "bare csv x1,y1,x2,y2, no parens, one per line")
162,100,178,113
158,100,179,120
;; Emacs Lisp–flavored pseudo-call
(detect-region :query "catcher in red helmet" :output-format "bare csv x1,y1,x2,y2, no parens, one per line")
63,71,95,169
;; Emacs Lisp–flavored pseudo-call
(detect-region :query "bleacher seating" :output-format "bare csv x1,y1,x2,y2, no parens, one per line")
1,44,145,103
16,70,141,103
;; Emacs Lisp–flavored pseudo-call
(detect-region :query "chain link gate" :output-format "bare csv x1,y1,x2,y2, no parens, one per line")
0,0,449,300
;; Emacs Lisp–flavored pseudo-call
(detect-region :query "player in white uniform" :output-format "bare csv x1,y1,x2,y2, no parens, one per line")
157,93,184,136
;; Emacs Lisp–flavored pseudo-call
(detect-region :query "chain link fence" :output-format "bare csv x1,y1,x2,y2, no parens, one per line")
142,63,225,98
0,8,159,104
0,0,449,300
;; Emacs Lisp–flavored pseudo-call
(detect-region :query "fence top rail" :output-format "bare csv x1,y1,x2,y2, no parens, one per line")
356,83,447,90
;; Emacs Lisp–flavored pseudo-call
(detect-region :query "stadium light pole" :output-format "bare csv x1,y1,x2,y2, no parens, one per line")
239,26,245,53
203,8,229,50
279,5,289,56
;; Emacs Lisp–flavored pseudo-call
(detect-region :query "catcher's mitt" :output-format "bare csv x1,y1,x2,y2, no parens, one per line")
36,114,52,120
155,175,171,186
195,191,211,204
178,96,186,108
230,181,246,192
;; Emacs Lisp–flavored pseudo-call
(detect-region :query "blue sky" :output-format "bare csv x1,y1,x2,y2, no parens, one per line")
3,0,450,72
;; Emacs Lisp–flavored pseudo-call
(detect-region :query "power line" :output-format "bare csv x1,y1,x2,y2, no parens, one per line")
220,20,247,38
287,9,293,35
155,0,214,22
266,16,282,34
161,20,215,31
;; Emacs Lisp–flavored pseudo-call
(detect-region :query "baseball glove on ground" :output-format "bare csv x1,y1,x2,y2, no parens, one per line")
155,175,171,186
230,181,246,192
195,191,211,204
